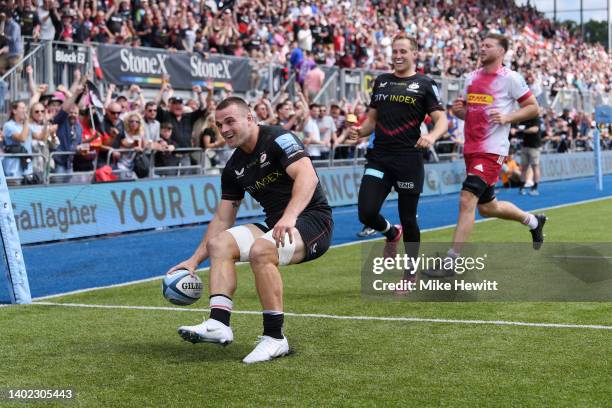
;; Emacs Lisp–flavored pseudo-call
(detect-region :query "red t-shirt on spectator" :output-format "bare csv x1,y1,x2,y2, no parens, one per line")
333,35,344,53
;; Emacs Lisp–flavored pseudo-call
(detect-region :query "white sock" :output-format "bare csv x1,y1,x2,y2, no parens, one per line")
209,295,233,312
522,213,538,229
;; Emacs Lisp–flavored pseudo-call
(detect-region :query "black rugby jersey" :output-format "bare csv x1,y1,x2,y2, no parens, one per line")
221,125,330,227
369,73,444,153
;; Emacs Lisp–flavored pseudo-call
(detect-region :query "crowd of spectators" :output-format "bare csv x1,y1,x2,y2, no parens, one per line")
0,0,610,185
0,63,381,184
0,61,610,186
0,66,217,183
0,0,610,94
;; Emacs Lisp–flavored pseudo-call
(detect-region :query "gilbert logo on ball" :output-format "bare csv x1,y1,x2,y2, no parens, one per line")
162,269,203,306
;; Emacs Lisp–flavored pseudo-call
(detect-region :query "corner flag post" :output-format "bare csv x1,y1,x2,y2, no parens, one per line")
0,164,31,304
593,126,603,191
594,105,612,192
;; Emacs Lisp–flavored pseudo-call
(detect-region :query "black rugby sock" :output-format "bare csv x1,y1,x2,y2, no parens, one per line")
209,294,232,326
262,311,284,339
383,225,398,240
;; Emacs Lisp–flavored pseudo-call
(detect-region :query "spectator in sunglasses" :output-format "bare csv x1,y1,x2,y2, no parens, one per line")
102,101,126,164
143,101,160,145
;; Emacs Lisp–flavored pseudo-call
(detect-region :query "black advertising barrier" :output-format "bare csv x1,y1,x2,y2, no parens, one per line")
96,44,253,92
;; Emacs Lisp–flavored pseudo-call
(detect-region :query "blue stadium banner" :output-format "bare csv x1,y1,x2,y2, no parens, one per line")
316,161,465,204
595,105,612,124
96,44,253,92
10,176,258,244
5,154,612,244
424,161,466,195
6,163,466,245
538,151,612,182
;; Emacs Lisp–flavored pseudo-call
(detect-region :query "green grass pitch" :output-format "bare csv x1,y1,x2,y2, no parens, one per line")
1,199,611,407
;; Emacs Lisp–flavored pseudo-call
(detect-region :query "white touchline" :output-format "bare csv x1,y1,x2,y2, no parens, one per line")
30,301,612,331
551,255,612,259
32,195,612,301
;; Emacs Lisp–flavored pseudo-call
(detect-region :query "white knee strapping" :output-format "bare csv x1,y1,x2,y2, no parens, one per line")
261,230,296,266
226,225,256,262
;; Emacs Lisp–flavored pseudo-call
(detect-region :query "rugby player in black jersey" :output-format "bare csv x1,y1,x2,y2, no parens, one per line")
349,33,448,274
169,97,333,364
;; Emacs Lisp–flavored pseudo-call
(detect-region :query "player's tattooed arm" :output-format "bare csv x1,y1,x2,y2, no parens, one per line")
232,201,241,209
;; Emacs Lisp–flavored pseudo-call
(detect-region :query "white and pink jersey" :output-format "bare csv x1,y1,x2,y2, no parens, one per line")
462,66,532,156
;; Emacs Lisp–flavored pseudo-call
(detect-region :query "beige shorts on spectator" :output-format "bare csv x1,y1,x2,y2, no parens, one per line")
226,225,296,266
521,147,541,166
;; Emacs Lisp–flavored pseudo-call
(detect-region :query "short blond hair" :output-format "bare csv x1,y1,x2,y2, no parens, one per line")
392,33,418,51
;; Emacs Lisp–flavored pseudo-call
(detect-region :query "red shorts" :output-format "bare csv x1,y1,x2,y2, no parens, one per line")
464,153,505,186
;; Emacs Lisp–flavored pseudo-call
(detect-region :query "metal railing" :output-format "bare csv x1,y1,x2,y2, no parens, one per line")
0,39,94,121
48,151,98,184
0,43,45,116
550,89,610,115
106,148,140,179
313,67,469,111
148,147,206,177
0,152,47,185
103,147,228,178
270,72,298,107
431,140,464,162
2,146,228,185
313,69,340,107
201,146,234,174
302,66,611,116
4,136,611,187
303,144,368,168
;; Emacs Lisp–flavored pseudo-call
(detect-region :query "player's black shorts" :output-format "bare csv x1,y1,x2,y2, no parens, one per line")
364,150,424,194
255,207,334,263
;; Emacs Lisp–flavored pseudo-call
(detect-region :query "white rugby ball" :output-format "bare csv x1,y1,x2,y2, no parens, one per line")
162,269,203,306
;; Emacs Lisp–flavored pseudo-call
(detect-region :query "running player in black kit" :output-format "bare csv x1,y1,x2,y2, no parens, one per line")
349,34,448,265
170,97,333,364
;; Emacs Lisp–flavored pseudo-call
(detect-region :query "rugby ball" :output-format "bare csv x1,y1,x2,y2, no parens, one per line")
162,269,203,306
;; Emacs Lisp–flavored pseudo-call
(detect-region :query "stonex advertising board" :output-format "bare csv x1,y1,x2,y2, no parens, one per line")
96,44,253,92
